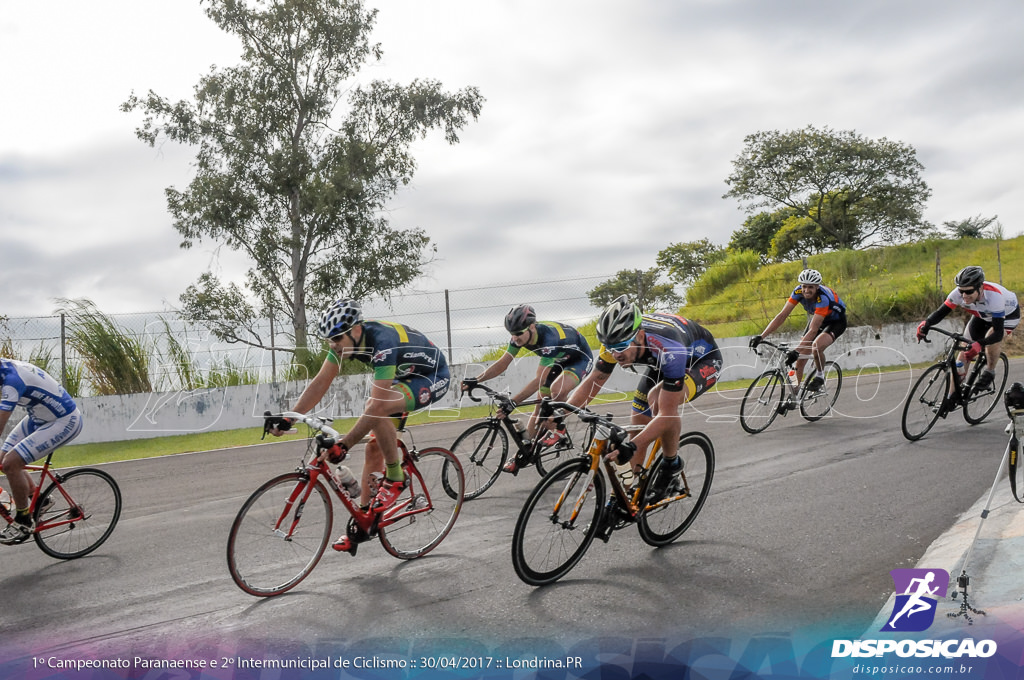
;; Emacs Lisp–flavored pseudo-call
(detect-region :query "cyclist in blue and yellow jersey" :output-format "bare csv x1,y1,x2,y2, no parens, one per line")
267,299,449,553
461,304,594,474
917,265,1019,392
567,296,722,499
1,358,84,544
749,268,847,392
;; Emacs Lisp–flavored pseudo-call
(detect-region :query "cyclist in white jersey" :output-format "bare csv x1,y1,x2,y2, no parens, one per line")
917,265,1020,391
0,359,83,544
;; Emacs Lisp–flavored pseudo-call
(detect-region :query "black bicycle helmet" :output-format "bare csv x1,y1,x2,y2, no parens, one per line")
1005,382,1024,411
317,299,363,339
504,304,537,333
954,266,985,290
596,295,642,348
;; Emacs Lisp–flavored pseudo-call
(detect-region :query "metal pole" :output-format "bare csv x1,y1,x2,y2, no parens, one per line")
444,290,453,364
60,313,67,388
269,311,277,383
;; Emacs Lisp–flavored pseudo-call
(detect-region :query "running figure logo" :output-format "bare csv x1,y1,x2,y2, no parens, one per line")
882,568,950,632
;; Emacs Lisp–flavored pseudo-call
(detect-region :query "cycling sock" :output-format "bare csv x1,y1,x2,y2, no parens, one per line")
14,508,32,525
385,461,405,482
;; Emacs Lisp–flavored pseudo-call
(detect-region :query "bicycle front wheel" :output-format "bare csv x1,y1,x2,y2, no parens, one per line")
226,473,332,597
964,353,1009,425
448,421,507,500
534,417,595,476
34,468,122,560
511,459,605,586
901,364,950,441
638,432,715,546
740,370,786,434
800,362,843,421
379,447,464,560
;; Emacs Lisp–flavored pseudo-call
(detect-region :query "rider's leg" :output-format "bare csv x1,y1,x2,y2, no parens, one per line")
1,451,33,512
811,332,835,375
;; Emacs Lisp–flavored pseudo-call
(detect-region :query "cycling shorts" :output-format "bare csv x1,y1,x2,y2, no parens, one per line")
390,363,451,414
804,315,847,341
2,409,84,464
631,349,723,416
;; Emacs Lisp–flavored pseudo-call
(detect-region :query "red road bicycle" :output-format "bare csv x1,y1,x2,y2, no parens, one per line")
226,412,465,597
0,452,122,559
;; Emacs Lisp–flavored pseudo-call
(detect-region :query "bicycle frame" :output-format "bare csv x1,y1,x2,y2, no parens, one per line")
753,339,810,397
924,326,987,403
463,384,579,464
1,453,83,535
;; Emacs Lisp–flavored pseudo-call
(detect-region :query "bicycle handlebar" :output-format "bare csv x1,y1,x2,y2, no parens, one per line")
534,398,629,444
920,325,972,349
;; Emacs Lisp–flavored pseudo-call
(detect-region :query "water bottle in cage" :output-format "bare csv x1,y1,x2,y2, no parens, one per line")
333,465,361,498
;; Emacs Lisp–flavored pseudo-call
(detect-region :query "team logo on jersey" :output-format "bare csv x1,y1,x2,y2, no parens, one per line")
881,568,949,632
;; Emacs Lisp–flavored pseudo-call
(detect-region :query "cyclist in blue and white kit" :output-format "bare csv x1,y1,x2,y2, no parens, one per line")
462,304,593,474
568,296,722,499
1,359,83,544
917,265,1020,392
750,268,847,392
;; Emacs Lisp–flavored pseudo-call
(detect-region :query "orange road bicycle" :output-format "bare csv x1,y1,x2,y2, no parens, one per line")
0,452,122,559
226,412,465,597
901,326,1010,441
510,400,714,586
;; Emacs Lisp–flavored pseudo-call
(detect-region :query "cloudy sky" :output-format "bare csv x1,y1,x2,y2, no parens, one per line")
2,0,1022,319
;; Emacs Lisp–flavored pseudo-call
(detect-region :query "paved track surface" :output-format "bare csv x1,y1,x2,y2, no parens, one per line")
3,362,1018,659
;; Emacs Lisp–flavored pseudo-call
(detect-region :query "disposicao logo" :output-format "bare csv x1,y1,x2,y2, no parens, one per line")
881,568,949,632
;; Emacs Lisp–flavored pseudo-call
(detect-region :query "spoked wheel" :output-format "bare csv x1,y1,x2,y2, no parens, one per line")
637,432,715,546
740,370,786,434
447,421,507,500
226,473,332,597
34,468,122,560
901,364,950,441
511,459,604,586
964,353,1009,425
379,447,464,559
799,361,843,421
534,417,595,476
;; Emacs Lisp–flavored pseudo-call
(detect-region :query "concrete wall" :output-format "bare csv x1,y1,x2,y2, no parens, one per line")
66,321,951,445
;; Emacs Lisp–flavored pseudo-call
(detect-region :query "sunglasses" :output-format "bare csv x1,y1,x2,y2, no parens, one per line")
958,287,978,295
606,333,638,352
328,332,348,343
511,328,530,337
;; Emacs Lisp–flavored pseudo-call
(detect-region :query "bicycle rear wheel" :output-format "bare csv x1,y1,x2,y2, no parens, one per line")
740,370,786,434
800,361,843,421
34,468,122,560
447,421,507,500
511,459,604,586
226,473,332,597
901,364,950,441
964,353,1009,425
379,447,464,559
637,432,715,546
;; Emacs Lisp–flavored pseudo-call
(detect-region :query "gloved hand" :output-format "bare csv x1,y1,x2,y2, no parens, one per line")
497,399,518,418
326,441,349,464
785,349,800,367
964,341,983,361
608,440,637,466
749,335,763,350
461,377,479,393
262,412,295,438
916,320,930,342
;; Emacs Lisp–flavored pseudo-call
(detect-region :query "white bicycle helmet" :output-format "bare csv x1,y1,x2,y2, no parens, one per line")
317,299,363,339
596,295,642,348
797,269,823,285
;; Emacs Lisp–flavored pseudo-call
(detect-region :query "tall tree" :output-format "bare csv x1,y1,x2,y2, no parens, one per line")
943,214,998,239
587,268,681,312
723,125,931,250
655,238,726,287
122,0,484,355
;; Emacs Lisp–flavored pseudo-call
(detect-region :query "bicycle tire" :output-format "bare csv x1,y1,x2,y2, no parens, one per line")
740,370,786,434
379,447,464,560
226,473,332,597
447,421,507,500
511,458,605,586
637,432,715,546
799,361,843,422
963,353,1009,425
901,364,950,441
34,468,122,560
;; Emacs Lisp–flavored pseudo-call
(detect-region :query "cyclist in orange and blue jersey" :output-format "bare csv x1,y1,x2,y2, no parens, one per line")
749,268,847,392
461,304,593,473
267,299,449,553
568,296,722,499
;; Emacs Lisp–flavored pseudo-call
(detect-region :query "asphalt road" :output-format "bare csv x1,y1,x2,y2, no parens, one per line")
2,362,1019,663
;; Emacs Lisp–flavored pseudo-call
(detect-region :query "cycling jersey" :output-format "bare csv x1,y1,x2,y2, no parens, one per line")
0,359,77,423
943,281,1019,323
788,284,846,321
326,320,450,410
506,321,593,374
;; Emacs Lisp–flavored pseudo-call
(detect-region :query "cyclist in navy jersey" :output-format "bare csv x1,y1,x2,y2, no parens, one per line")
267,299,449,553
568,296,722,499
750,268,846,392
1,359,83,544
917,265,1019,391
462,304,593,473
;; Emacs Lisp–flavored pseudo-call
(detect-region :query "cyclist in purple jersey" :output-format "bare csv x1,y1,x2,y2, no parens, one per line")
568,296,722,499
267,299,449,553
462,304,594,473
750,268,847,392
1,358,83,544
